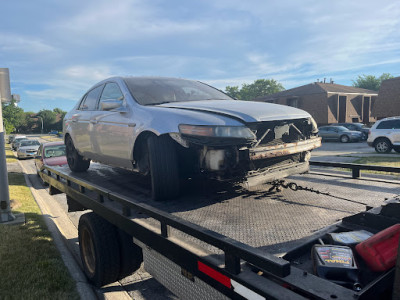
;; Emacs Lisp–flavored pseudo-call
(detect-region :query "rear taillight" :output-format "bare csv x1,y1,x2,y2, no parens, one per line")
368,130,371,136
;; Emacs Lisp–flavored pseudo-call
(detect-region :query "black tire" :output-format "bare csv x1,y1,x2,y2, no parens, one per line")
147,135,180,201
117,229,143,280
393,146,400,153
78,213,121,287
340,135,350,143
374,138,392,153
65,135,90,172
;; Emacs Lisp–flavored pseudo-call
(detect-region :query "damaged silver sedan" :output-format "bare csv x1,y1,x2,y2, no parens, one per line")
64,77,321,200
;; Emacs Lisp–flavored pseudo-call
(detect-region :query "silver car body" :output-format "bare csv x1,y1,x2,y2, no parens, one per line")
17,140,40,159
64,77,321,187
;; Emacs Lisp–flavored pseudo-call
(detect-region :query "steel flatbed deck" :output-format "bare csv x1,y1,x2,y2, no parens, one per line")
40,163,400,299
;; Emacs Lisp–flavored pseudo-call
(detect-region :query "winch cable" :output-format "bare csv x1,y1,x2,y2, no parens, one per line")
267,180,369,206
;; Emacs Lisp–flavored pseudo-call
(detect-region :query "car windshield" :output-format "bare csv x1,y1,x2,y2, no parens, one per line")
124,78,232,105
44,145,66,158
20,140,40,146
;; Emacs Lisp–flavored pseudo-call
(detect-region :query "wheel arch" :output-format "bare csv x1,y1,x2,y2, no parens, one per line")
373,136,393,146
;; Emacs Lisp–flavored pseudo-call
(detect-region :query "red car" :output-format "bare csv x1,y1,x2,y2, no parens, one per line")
35,141,67,176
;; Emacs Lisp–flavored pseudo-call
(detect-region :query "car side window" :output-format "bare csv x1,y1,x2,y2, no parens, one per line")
100,83,124,101
98,83,124,110
79,85,104,111
377,120,399,129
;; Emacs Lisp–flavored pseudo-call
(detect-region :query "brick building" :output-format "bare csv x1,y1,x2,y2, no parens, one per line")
373,76,400,119
255,82,378,125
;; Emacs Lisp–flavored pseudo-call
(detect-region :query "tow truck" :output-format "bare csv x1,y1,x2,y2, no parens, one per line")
39,161,400,299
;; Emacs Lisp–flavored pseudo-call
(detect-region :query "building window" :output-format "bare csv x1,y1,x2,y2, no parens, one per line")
287,98,298,108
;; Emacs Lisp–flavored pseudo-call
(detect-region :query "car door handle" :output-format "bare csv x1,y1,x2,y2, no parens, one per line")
128,123,136,127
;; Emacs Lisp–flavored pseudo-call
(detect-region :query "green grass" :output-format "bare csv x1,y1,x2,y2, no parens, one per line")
352,156,400,177
41,135,63,142
0,172,80,299
5,143,17,163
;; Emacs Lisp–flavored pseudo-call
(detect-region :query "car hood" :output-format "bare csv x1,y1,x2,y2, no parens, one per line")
19,145,40,150
44,156,67,166
158,100,311,123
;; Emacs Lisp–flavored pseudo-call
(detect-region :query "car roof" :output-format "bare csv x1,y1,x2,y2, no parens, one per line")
42,141,65,147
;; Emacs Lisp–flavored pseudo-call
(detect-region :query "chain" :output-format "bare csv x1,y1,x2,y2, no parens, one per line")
267,180,369,206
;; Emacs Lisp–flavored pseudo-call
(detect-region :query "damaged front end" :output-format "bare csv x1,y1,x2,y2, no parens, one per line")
171,117,321,185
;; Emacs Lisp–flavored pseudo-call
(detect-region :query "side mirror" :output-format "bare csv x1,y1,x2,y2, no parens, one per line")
100,99,124,111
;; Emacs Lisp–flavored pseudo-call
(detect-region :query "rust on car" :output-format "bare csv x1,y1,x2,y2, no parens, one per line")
249,137,321,160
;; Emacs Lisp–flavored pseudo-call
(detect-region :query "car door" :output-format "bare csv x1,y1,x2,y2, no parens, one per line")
72,85,104,155
91,82,136,168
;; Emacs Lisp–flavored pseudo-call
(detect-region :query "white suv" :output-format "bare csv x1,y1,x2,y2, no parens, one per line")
367,116,400,153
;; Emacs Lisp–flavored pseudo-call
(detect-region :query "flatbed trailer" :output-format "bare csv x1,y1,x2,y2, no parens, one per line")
39,163,400,299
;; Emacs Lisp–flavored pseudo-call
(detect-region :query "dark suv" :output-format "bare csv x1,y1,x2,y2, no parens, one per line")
336,123,370,140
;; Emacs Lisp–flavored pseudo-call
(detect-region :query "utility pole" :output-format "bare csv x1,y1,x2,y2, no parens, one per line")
0,68,24,224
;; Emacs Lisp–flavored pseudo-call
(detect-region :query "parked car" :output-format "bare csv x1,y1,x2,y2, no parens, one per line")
318,126,362,143
8,134,15,144
34,141,67,175
12,136,28,150
367,116,400,153
336,123,370,140
17,140,40,159
64,76,321,200
48,130,58,135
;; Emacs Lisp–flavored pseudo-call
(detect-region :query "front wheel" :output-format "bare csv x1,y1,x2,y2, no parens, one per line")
340,135,350,143
147,135,180,201
65,135,90,172
374,138,392,153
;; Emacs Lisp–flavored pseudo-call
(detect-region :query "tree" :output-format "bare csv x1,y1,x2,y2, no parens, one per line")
2,99,25,133
37,109,57,132
225,79,285,100
352,73,394,91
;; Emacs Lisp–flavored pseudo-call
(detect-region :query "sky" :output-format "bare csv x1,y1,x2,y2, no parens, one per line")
1,0,400,113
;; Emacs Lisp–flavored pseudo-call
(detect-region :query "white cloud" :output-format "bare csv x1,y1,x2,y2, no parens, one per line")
0,33,56,54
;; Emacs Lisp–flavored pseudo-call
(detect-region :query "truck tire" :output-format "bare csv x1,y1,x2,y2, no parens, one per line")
117,229,143,280
374,138,392,153
66,135,90,172
78,213,121,287
147,135,180,201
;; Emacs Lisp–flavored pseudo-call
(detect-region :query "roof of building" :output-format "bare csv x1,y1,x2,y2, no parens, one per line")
373,76,400,118
255,82,378,101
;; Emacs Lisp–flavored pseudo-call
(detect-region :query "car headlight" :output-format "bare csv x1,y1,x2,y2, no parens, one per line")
309,117,318,133
179,125,256,139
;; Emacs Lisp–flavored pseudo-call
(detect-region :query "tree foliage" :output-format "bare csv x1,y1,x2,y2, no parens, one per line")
225,79,285,101
1,101,66,133
352,73,394,91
